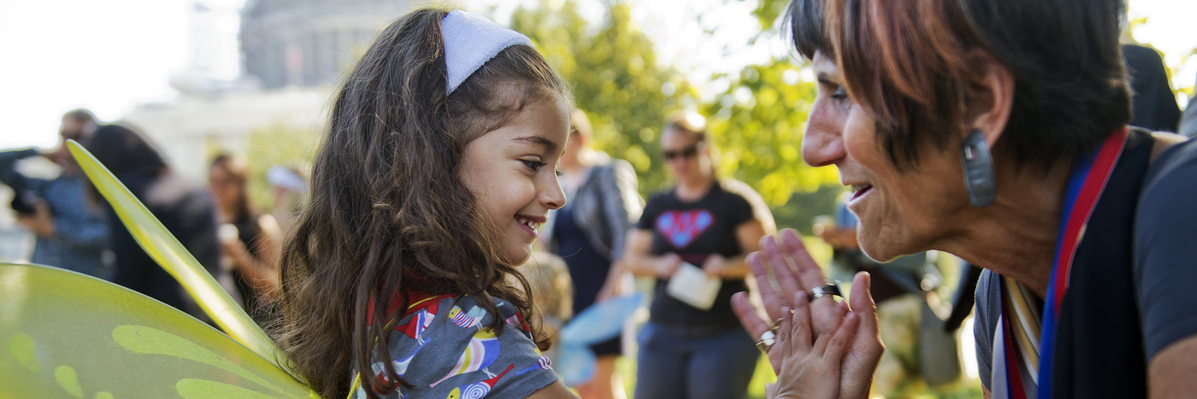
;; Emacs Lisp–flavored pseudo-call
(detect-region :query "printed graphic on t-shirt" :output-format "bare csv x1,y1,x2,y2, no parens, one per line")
655,209,713,249
351,294,558,399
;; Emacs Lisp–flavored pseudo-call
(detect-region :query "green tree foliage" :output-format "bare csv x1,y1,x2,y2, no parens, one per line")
240,124,319,212
704,60,839,208
510,1,701,193
512,0,843,229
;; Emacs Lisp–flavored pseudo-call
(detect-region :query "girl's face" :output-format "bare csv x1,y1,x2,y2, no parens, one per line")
460,93,570,265
802,52,963,261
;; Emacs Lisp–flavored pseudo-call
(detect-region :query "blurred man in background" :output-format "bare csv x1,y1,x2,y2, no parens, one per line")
0,109,112,279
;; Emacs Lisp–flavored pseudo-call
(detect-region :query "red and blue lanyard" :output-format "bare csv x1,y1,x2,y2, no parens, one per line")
1000,126,1127,398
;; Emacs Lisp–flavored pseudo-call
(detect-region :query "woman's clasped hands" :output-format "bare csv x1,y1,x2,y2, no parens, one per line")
731,228,884,399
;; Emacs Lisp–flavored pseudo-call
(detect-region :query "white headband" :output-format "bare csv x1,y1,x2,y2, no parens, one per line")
440,10,534,94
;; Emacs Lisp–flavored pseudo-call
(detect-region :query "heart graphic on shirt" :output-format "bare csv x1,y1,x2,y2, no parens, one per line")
656,210,713,249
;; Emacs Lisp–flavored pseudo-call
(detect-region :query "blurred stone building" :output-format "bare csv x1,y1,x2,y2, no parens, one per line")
241,0,409,89
124,0,414,181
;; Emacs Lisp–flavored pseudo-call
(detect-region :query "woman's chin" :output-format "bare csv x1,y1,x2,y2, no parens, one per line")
857,236,906,264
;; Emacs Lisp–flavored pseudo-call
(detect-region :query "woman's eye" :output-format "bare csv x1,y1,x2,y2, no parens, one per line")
522,160,547,171
555,170,564,177
832,86,848,100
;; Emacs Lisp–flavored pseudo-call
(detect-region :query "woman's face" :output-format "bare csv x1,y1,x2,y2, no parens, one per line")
208,164,241,211
803,52,967,261
661,127,710,186
460,93,570,265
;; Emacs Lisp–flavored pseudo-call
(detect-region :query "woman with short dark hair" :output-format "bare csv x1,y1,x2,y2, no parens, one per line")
735,0,1197,398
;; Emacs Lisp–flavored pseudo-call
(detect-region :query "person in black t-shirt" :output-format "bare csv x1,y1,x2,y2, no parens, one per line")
624,111,772,399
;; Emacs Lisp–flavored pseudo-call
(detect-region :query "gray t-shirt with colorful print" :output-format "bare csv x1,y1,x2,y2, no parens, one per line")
351,294,558,399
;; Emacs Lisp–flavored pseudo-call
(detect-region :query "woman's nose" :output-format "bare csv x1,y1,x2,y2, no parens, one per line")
802,102,847,167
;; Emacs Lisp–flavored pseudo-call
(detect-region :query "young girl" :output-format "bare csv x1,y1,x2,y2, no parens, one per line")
275,9,577,399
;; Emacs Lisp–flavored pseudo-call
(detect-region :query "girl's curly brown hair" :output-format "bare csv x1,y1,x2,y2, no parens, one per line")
273,8,569,399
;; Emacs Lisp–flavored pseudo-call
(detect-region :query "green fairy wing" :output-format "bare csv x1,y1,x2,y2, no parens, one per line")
0,262,313,399
65,140,278,361
0,140,318,397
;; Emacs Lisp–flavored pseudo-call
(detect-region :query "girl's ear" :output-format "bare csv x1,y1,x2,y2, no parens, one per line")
963,50,1016,147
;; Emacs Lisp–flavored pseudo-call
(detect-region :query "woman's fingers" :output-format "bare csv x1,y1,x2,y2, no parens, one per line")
820,312,860,363
780,228,828,289
731,291,770,345
746,252,784,323
761,234,803,300
787,290,814,356
779,228,843,337
733,290,784,373
774,305,793,372
850,271,880,338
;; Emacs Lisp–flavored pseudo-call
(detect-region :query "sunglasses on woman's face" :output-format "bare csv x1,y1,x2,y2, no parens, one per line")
663,145,699,161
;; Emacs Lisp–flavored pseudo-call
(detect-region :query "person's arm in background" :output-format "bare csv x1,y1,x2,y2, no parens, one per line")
2,149,54,229
703,179,773,279
1133,142,1197,398
223,214,283,299
702,220,765,279
0,149,41,190
39,180,109,252
597,161,642,301
622,229,681,279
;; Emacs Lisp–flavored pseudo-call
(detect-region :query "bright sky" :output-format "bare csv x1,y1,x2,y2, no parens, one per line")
1,0,1194,150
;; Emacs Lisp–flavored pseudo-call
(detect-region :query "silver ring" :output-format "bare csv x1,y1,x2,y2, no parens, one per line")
807,281,843,302
756,330,776,354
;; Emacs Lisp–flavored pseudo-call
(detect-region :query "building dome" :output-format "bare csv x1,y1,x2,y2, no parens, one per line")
240,0,414,89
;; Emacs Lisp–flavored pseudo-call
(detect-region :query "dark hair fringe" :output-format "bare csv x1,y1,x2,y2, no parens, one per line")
785,0,830,60
273,8,569,399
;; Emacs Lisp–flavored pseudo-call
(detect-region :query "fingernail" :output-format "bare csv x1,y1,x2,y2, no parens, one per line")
781,306,791,315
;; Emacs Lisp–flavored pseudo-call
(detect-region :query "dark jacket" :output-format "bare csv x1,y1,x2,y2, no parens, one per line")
108,171,240,324
544,156,642,261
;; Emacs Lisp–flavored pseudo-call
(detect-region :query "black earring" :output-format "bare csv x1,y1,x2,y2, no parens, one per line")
961,129,996,207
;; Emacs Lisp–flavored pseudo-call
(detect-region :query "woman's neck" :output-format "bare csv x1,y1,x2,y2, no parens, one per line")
675,176,715,202
939,158,1073,298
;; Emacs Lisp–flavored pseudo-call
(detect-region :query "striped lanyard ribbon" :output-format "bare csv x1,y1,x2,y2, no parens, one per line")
996,126,1127,399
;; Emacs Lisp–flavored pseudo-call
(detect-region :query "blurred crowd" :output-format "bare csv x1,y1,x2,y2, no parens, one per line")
1,107,994,398
2,20,1195,398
